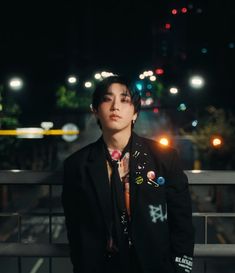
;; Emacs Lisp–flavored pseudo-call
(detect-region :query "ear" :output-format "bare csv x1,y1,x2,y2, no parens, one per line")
133,112,138,122
90,104,99,116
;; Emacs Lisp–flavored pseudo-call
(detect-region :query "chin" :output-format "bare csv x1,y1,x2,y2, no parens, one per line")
104,125,131,133
106,127,122,132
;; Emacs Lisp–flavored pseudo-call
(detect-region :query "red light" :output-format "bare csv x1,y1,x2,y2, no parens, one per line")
171,9,178,15
153,107,159,113
155,68,164,75
181,7,187,13
146,92,151,97
165,23,171,29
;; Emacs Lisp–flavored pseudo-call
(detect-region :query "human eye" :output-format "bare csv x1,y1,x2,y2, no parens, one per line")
121,95,131,103
102,95,112,102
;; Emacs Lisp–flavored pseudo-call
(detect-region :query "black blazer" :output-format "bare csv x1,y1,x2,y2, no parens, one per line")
62,133,194,273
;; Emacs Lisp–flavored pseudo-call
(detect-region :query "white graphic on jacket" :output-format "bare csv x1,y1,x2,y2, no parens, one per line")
149,204,167,223
175,255,193,273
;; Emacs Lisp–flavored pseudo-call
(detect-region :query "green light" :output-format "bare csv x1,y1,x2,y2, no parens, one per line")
136,82,143,91
177,103,187,111
147,84,152,90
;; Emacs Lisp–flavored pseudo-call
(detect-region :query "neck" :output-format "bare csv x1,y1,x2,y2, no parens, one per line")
102,130,132,151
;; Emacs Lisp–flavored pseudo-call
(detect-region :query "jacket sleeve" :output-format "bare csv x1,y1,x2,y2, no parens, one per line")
166,149,195,273
61,158,81,273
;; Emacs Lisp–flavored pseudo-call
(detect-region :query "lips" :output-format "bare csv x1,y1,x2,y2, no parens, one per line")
109,114,122,120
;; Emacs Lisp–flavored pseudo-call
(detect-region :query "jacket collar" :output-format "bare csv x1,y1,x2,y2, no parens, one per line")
87,137,112,234
86,133,157,229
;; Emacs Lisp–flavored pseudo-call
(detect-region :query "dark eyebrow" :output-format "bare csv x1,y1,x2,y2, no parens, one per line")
104,91,113,96
104,90,130,97
121,90,131,97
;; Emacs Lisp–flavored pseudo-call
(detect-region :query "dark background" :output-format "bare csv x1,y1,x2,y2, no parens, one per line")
0,0,234,124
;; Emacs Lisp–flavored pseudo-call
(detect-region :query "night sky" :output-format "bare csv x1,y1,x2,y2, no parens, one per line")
0,0,234,123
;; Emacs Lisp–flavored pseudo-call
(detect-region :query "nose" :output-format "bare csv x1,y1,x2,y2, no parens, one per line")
110,98,120,111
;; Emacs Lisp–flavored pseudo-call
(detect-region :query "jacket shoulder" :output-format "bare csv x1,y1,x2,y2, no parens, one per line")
64,140,97,167
139,135,184,170
140,136,176,158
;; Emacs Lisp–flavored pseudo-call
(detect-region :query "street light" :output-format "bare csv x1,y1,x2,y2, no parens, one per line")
84,81,93,88
211,136,223,148
169,87,178,95
8,77,23,91
189,75,205,89
159,137,169,146
0,77,24,112
67,75,78,85
94,73,102,80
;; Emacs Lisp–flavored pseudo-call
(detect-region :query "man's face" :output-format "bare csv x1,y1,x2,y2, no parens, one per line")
95,83,137,134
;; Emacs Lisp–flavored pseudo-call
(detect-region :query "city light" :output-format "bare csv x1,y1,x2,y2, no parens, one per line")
8,77,23,91
94,73,102,80
169,87,178,95
67,75,77,85
147,84,152,90
41,121,54,130
228,42,235,49
211,136,223,148
147,70,154,76
189,75,205,89
0,128,79,137
192,120,198,127
153,107,159,113
62,123,79,142
143,71,149,77
145,97,154,106
16,128,44,139
155,68,164,75
181,7,188,13
201,48,208,54
158,137,170,146
136,82,143,91
165,23,171,30
101,71,114,78
84,81,92,88
149,75,156,81
177,103,187,111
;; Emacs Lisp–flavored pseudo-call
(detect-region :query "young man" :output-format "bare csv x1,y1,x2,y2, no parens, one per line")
62,75,194,273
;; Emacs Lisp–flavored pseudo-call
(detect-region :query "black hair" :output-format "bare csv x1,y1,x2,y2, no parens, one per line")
91,75,141,129
92,75,141,115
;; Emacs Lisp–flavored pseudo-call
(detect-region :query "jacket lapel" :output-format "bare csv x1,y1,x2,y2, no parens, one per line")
86,137,112,234
130,133,159,219
130,133,145,219
86,134,161,231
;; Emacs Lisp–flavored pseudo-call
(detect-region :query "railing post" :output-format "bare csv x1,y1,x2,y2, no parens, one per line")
204,213,208,272
205,215,208,244
17,214,22,273
49,184,52,273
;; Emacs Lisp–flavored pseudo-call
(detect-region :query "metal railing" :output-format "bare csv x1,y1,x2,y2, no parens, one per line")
1,170,235,272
